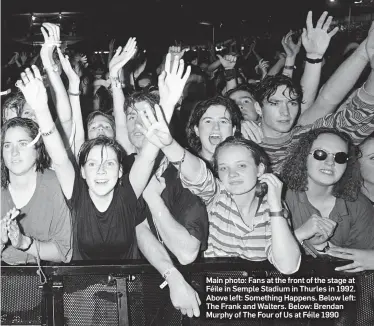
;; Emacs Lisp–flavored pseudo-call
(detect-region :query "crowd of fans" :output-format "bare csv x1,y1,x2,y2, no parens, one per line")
1,9,374,322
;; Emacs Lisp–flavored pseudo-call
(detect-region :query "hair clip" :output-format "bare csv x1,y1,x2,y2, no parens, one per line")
26,131,42,147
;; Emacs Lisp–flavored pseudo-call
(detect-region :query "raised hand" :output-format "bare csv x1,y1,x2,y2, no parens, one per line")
138,104,173,149
40,23,61,70
366,21,374,68
168,45,187,61
109,37,137,77
217,54,237,70
257,174,283,211
281,31,302,58
302,11,339,59
20,52,28,65
57,48,80,85
257,59,270,78
328,247,374,272
158,53,191,116
16,66,48,109
241,121,263,144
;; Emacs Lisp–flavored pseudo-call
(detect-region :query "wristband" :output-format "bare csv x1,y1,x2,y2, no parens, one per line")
224,69,236,82
284,65,295,70
305,57,323,64
40,124,56,137
160,267,177,289
19,237,34,252
269,210,285,217
68,90,81,96
170,149,186,179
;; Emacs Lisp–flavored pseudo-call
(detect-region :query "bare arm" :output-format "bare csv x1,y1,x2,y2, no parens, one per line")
40,23,73,142
17,66,75,200
109,38,138,153
136,220,201,317
299,11,339,115
281,31,301,78
299,24,371,126
143,178,200,265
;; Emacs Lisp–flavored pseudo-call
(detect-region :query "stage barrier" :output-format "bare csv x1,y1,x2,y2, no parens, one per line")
1,257,373,326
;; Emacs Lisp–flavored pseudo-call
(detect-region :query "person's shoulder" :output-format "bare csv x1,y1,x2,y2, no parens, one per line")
352,192,374,210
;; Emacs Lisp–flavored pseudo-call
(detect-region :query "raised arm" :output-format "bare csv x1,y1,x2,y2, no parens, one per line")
217,54,238,93
136,220,201,317
299,11,339,115
281,31,301,78
267,53,286,76
16,66,75,199
57,48,85,158
299,22,372,126
109,37,138,153
40,23,73,142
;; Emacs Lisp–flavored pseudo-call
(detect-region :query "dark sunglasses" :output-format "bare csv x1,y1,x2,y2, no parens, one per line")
309,149,349,164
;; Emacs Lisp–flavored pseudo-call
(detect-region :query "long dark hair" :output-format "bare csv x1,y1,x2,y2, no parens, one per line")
1,118,51,189
281,128,362,201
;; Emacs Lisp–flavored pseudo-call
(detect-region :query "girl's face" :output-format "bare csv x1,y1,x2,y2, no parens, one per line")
81,145,122,198
194,105,236,161
359,138,374,186
217,145,264,195
3,126,37,178
307,134,348,188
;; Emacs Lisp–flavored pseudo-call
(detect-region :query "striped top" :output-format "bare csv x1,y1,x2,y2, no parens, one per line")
181,160,283,263
261,88,374,174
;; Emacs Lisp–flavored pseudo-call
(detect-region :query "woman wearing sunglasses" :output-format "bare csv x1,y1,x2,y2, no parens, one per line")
281,128,374,255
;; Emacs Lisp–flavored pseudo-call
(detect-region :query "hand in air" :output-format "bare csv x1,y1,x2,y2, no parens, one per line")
302,11,339,58
138,103,173,149
217,54,237,70
57,48,80,85
281,31,302,58
16,66,48,109
40,23,61,68
158,52,191,119
109,37,137,77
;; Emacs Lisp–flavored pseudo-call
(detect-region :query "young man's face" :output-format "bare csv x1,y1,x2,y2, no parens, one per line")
255,85,300,137
229,90,258,121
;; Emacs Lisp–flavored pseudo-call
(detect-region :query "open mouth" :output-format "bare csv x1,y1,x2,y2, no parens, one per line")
209,134,222,145
133,132,143,137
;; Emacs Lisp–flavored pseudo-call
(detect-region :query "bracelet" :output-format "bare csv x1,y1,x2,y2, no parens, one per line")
68,90,81,96
160,267,177,289
284,65,295,70
110,76,122,88
19,237,34,252
170,149,186,179
305,57,323,64
269,210,284,217
40,124,56,137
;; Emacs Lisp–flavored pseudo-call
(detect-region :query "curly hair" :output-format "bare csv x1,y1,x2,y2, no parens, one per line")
1,118,51,189
185,96,243,155
213,136,271,174
254,75,303,106
281,128,362,201
78,136,125,170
